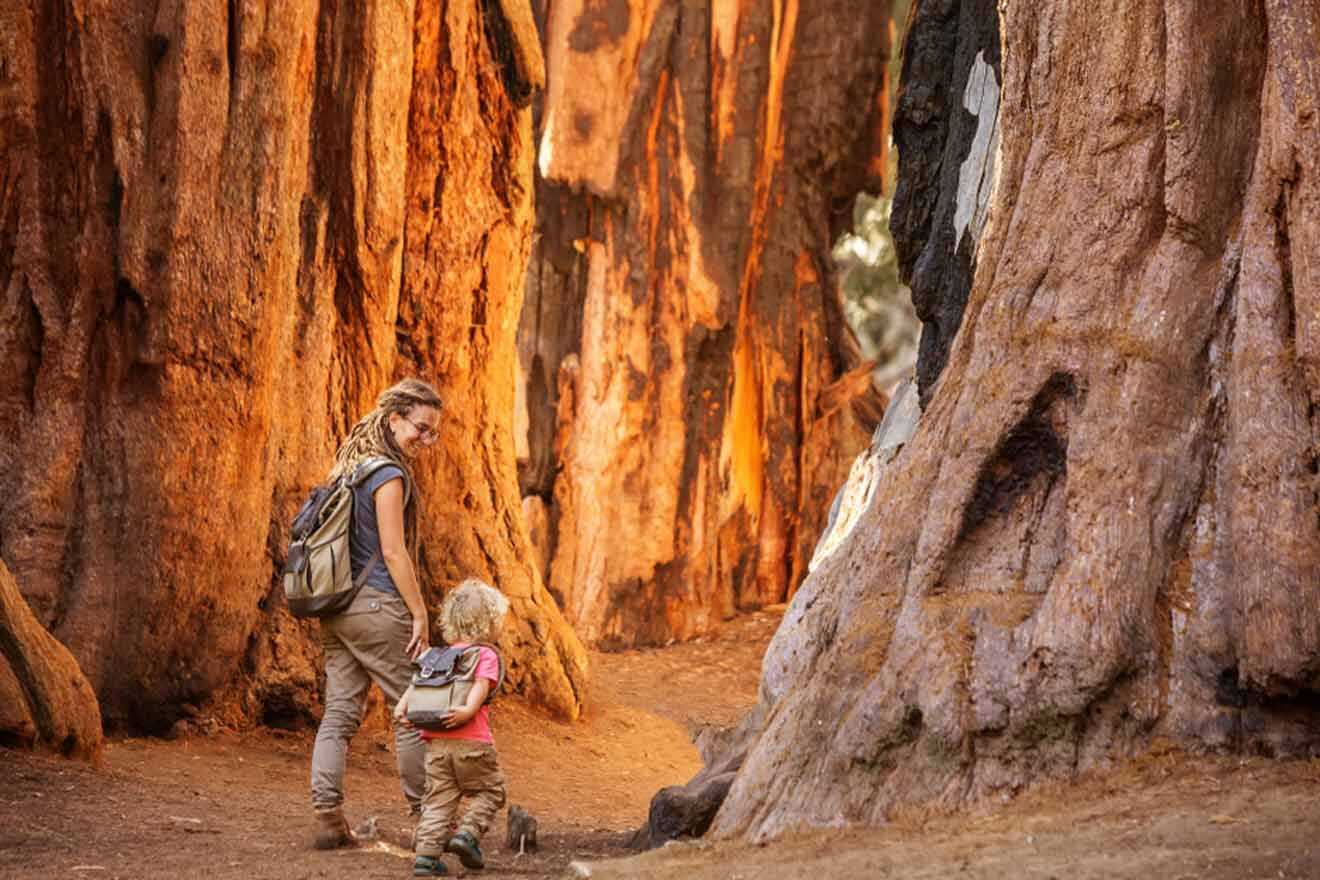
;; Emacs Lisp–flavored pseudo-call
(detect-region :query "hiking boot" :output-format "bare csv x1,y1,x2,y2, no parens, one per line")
445,831,485,869
313,808,356,850
413,855,449,876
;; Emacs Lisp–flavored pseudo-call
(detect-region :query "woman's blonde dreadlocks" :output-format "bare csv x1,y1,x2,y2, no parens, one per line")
328,377,443,485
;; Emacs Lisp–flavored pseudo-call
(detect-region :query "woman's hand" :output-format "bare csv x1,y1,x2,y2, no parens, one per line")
393,693,415,729
407,616,429,660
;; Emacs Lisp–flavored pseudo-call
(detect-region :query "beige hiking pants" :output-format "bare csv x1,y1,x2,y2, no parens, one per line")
413,739,507,857
310,587,426,813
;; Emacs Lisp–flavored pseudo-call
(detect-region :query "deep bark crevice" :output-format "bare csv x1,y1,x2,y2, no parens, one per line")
226,0,241,122
479,0,533,107
18,287,44,415
1274,185,1295,352
0,168,22,297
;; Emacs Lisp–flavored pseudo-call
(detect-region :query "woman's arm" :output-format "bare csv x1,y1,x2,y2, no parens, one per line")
375,477,429,659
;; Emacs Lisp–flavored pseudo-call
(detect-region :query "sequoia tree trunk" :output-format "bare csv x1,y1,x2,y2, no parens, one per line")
712,0,1320,840
517,0,894,648
0,0,586,730
0,559,102,760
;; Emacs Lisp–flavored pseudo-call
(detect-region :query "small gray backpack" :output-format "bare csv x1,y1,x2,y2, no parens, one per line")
283,458,408,618
406,644,505,729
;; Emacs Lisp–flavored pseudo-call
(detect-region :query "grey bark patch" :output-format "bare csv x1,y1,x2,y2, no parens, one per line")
953,50,1000,258
808,378,922,574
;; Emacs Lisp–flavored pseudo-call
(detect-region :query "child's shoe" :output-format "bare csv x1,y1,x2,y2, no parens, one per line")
445,831,485,869
412,855,449,876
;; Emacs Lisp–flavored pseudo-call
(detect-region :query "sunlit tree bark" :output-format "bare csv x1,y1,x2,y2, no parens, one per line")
0,559,102,760
0,0,586,728
517,0,894,648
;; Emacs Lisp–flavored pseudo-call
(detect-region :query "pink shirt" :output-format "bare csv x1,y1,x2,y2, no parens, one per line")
420,644,498,744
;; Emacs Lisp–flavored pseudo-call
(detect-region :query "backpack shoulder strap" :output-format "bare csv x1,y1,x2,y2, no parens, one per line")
468,642,506,703
344,458,410,587
348,456,412,506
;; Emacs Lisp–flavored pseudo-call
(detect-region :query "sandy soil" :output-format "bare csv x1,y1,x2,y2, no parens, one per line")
5,607,1319,880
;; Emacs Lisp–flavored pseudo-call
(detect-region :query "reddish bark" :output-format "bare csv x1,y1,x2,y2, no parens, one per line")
0,559,102,761
0,0,585,729
713,0,1320,840
518,0,894,648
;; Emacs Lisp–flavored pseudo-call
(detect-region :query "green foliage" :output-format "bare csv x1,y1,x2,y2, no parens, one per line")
832,192,919,388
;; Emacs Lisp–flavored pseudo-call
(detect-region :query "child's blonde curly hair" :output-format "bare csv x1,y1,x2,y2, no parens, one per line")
440,578,510,644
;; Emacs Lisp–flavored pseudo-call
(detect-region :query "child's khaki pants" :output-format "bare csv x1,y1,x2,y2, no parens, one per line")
414,739,507,857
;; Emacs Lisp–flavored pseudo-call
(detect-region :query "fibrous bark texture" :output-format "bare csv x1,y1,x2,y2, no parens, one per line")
712,0,1320,841
517,0,894,648
0,0,586,730
0,559,102,761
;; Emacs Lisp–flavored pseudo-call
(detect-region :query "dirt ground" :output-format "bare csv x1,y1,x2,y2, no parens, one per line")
5,607,1320,880
0,610,777,880
581,748,1320,880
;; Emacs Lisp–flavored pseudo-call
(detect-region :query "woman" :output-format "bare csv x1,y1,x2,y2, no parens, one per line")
310,377,442,849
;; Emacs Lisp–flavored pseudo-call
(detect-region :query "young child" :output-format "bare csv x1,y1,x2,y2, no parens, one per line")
396,578,509,877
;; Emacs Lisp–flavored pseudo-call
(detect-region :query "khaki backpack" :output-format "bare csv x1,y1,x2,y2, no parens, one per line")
283,458,409,618
405,644,505,730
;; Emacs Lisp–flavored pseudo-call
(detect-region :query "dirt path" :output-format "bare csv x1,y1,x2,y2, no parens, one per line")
0,610,779,880
6,606,1319,880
